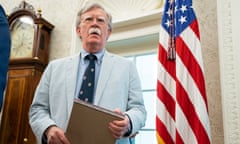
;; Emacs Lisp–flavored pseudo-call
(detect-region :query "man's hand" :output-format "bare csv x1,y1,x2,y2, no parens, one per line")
108,109,131,139
45,126,70,144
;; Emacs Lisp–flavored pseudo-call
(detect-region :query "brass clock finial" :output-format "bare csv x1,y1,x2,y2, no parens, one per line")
37,8,42,18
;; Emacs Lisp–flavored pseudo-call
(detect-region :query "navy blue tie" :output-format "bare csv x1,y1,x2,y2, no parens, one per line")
78,54,96,103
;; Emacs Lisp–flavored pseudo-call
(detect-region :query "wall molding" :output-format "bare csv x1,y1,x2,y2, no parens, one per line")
217,0,240,143
106,10,162,55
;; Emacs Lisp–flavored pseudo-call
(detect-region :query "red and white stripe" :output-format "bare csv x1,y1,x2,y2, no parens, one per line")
156,18,211,144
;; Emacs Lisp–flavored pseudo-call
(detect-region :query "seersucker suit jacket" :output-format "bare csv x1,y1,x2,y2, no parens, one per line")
29,51,147,144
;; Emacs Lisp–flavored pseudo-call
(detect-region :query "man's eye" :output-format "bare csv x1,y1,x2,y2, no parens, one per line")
98,18,105,22
85,17,93,22
97,18,106,23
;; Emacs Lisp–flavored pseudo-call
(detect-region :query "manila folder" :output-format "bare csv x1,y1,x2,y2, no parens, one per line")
65,99,124,144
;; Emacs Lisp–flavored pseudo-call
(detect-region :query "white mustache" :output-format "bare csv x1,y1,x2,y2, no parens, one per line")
88,28,101,35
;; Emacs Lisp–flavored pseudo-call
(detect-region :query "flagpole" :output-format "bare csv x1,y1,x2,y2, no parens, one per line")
167,0,176,61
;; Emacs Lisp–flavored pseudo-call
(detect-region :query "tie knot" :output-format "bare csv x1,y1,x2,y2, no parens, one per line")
85,54,96,61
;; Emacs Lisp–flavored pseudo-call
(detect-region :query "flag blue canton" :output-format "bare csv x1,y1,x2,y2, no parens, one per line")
161,0,196,37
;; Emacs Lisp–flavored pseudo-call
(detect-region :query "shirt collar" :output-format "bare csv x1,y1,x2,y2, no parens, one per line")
80,48,105,64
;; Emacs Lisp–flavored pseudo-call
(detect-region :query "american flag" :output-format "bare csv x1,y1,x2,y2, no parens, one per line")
156,0,211,144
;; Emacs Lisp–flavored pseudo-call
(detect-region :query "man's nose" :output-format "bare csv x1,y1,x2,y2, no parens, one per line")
92,18,98,24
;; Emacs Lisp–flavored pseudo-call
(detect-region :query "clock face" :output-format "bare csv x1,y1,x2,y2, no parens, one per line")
10,16,35,59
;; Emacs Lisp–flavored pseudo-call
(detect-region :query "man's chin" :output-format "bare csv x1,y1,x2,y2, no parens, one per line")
88,40,99,46
86,42,102,52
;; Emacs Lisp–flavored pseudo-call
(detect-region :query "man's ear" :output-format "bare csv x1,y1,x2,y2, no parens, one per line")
106,30,112,40
76,27,82,39
76,27,81,35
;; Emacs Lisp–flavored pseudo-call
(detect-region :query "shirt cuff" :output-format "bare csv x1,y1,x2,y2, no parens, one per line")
42,133,47,144
123,114,132,137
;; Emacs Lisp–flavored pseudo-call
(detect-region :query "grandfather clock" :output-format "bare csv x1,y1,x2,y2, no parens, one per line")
0,1,54,144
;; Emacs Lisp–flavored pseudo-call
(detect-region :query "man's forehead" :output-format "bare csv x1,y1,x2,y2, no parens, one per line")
82,8,107,17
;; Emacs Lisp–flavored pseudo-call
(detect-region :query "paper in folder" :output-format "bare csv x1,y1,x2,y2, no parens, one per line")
65,99,124,144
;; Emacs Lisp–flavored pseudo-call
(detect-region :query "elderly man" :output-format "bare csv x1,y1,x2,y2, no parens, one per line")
29,2,146,144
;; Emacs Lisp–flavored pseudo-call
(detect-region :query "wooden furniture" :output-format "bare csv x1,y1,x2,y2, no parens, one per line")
0,1,54,143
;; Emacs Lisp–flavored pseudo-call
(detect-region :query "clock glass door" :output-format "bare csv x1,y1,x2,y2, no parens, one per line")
10,16,34,59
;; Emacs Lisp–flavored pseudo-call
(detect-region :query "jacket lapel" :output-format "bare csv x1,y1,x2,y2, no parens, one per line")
66,55,79,117
94,52,114,105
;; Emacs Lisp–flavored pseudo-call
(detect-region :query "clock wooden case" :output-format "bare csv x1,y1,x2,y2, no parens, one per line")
0,1,54,144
